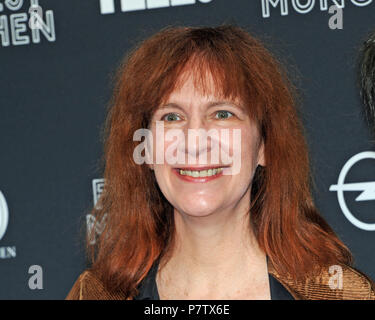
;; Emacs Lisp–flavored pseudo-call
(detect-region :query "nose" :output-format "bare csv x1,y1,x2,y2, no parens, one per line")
178,116,215,165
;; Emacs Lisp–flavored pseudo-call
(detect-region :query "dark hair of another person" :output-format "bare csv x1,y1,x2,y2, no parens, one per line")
358,30,375,131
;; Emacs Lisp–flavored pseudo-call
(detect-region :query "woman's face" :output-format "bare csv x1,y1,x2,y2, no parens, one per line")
149,72,265,218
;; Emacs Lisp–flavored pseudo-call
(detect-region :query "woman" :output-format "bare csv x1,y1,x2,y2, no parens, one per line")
66,25,375,300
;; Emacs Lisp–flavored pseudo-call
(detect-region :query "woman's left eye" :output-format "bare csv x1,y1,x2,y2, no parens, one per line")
215,110,234,120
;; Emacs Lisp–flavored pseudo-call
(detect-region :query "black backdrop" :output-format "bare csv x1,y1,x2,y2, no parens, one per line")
0,0,374,299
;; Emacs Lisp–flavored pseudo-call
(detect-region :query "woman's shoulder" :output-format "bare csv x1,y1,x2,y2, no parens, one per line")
65,269,129,300
270,263,375,300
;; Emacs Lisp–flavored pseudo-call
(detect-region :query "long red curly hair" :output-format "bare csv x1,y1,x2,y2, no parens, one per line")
88,24,353,298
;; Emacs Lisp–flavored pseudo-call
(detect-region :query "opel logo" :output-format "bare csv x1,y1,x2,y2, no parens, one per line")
329,151,375,231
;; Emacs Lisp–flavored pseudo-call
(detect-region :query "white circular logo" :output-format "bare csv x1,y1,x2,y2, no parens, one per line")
0,191,9,241
329,151,375,231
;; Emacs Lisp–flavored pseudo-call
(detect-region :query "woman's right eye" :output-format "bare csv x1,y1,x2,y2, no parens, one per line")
162,113,181,122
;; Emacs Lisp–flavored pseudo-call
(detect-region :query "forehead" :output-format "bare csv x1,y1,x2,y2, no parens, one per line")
160,68,243,108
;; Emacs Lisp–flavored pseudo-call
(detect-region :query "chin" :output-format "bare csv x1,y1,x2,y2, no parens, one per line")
176,201,222,218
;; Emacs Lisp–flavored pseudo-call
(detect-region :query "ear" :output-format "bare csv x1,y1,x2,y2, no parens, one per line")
257,140,266,167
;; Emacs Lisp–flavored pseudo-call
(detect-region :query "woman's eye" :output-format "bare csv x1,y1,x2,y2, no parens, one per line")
215,110,233,120
162,113,181,122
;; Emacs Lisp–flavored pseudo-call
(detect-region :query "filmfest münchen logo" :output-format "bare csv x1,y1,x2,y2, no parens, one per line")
99,0,212,14
0,0,56,47
261,0,372,18
86,179,107,245
92,178,104,207
330,151,375,231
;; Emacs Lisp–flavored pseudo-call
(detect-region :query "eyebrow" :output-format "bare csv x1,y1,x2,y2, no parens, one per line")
158,100,245,111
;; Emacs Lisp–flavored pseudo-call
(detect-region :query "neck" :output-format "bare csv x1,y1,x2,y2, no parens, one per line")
158,189,268,298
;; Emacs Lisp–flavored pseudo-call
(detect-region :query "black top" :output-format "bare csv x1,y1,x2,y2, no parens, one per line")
133,257,294,300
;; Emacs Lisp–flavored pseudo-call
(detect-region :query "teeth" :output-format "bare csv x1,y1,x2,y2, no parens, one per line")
179,168,223,177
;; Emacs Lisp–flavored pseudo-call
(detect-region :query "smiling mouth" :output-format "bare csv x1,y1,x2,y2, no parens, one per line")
173,166,228,182
177,168,223,177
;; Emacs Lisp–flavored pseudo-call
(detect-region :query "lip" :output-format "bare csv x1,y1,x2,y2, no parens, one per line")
172,166,228,183
172,165,230,170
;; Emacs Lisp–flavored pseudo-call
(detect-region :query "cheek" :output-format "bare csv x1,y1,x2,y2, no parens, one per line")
153,164,171,198
151,126,182,165
238,127,261,173
151,134,176,188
